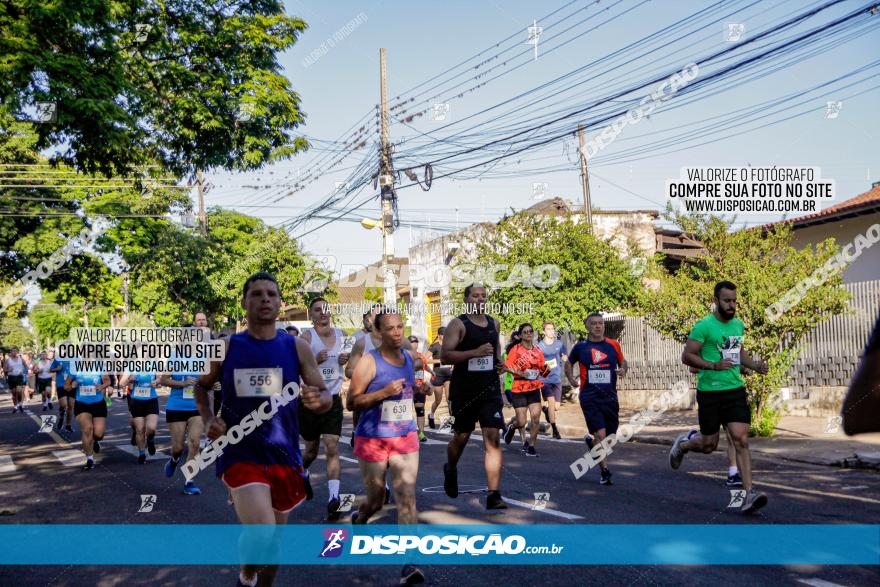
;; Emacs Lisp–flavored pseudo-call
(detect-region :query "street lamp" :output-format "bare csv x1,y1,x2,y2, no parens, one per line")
361,218,382,230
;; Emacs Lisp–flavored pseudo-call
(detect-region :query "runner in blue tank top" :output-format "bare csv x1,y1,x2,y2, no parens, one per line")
348,306,425,586
66,370,112,470
159,325,205,495
192,272,330,587
119,370,160,464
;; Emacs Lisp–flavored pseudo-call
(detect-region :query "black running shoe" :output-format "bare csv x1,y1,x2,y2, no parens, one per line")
443,463,458,498
600,468,613,486
552,429,562,440
48,402,53,410
525,445,538,457
428,415,436,429
725,472,743,487
64,425,73,433
130,429,136,446
146,435,156,455
42,405,47,412
503,423,515,444
486,490,507,510
81,460,94,471
93,439,100,454
138,453,146,464
303,474,314,501
400,564,425,585
327,497,341,521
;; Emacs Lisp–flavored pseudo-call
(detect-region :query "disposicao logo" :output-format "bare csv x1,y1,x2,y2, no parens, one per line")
319,528,348,558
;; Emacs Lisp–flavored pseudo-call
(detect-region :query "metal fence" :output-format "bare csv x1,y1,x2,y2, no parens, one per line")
603,280,880,393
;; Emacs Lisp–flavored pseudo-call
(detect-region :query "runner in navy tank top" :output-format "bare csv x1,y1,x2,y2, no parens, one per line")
348,307,425,586
441,284,508,511
193,272,330,587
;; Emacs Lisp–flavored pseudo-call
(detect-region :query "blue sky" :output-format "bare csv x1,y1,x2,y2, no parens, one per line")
204,0,880,270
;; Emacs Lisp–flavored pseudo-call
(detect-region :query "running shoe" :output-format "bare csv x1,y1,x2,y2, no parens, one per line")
428,415,436,429
165,458,178,478
48,402,53,410
81,460,94,471
93,439,100,454
584,434,594,449
138,453,146,464
542,405,550,422
130,429,136,446
521,441,528,453
725,472,743,487
42,404,47,412
64,425,73,433
741,490,768,514
146,435,156,455
183,481,201,496
552,428,562,440
525,445,538,457
418,431,427,442
443,463,458,498
600,468,613,486
327,497,341,521
400,564,425,585
503,423,515,444
486,490,507,510
669,434,688,470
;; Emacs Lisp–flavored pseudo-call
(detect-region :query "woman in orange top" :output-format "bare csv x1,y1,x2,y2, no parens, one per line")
502,323,550,457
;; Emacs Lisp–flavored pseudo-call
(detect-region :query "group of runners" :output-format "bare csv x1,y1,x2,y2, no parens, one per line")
2,274,771,585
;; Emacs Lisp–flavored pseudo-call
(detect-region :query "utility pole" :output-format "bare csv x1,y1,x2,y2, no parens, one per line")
577,123,593,234
379,48,397,306
196,168,207,236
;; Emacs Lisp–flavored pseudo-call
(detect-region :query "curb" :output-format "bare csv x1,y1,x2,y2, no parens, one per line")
555,425,880,471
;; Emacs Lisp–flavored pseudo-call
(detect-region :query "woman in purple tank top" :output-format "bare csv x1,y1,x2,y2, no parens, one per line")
348,307,426,585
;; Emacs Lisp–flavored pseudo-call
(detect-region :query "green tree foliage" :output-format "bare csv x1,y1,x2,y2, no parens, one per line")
0,0,309,176
0,316,34,350
465,213,643,337
642,210,850,435
29,303,81,344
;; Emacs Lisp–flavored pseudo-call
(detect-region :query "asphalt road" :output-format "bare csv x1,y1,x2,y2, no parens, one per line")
0,392,877,586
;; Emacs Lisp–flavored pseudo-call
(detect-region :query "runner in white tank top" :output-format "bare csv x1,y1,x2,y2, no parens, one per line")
299,298,352,520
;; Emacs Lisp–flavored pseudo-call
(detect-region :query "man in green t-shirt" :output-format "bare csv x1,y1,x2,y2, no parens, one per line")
669,280,769,514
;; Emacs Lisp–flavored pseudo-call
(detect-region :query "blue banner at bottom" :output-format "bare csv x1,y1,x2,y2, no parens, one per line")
1,525,877,565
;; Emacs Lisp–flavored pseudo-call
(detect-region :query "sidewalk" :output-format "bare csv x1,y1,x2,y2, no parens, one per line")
548,397,880,471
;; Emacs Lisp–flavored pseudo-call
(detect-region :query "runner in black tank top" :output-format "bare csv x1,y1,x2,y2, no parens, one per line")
441,284,508,510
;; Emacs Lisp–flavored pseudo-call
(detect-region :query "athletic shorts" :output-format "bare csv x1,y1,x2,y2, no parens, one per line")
6,375,24,389
579,395,620,435
696,387,751,436
430,367,452,386
541,383,562,402
449,393,505,434
74,400,108,418
129,397,159,418
511,390,543,408
166,409,200,424
36,378,52,393
56,386,75,399
298,395,343,441
354,431,419,462
222,462,307,514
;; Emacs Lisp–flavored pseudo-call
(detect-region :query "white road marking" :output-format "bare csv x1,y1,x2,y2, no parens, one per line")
340,455,358,463
688,471,880,505
52,450,84,467
503,497,584,520
798,578,848,587
0,455,16,473
840,485,869,491
24,410,69,446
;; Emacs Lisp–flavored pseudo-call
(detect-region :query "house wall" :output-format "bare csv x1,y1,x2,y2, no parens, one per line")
788,213,880,283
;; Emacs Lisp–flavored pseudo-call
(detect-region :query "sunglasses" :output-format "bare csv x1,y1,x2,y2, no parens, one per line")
520,329,534,334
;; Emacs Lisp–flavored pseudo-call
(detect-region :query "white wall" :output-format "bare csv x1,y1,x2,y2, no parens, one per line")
788,213,880,283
